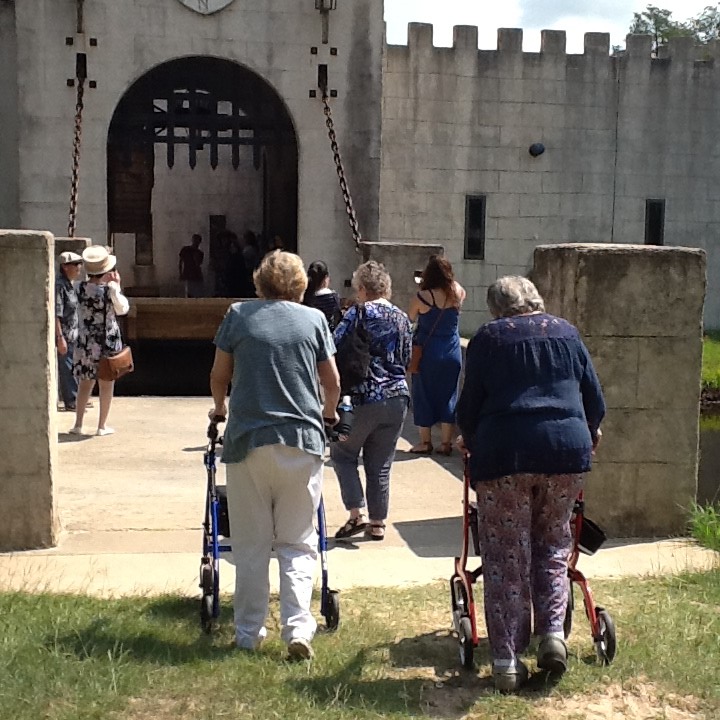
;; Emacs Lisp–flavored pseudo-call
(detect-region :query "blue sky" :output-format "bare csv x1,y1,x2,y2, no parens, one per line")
384,1,714,52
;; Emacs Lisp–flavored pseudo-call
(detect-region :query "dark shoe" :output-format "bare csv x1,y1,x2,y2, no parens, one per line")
408,443,433,455
287,638,314,661
335,515,369,539
366,522,386,541
493,661,529,693
537,635,568,675
435,443,452,456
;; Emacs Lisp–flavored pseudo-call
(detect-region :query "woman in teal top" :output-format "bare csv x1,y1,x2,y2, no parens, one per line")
209,250,341,661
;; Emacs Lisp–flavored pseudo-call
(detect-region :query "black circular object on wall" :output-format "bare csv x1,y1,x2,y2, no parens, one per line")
529,143,545,157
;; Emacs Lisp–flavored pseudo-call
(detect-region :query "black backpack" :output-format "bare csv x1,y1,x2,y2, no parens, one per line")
335,304,372,394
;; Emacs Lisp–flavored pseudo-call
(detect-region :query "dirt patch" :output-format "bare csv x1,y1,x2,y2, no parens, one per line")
534,682,707,720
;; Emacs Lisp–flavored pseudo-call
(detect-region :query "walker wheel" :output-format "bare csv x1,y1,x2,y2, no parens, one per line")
595,607,616,665
200,561,214,594
200,594,214,634
325,590,340,631
563,579,574,640
458,616,474,669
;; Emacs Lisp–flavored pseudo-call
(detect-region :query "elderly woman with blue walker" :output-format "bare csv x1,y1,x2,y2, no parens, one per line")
208,250,341,660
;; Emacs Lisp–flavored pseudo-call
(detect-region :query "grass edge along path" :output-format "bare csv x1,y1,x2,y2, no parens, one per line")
1,569,719,720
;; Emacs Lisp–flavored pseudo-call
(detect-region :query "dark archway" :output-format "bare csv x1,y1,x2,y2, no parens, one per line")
107,56,298,297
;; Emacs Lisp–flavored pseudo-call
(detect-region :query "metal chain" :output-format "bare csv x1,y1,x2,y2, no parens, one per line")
321,92,362,250
67,77,85,238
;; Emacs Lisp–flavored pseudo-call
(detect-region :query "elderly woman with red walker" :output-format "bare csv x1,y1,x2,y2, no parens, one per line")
457,276,605,692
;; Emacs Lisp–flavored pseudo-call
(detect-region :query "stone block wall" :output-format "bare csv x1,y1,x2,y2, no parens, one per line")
533,243,705,536
361,241,444,313
0,230,59,550
380,26,720,333
0,2,20,229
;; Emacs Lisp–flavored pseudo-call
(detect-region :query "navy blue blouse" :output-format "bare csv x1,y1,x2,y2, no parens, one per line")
456,313,606,483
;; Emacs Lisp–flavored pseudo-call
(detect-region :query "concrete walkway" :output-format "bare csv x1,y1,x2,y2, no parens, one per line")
1,398,716,598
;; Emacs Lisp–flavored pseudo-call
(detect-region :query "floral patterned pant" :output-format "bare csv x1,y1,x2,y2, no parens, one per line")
475,472,584,663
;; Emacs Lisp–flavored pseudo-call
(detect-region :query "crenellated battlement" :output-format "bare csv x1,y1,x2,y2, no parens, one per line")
387,24,720,71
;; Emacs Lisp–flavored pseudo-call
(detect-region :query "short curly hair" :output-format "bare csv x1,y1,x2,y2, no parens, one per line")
486,275,545,318
352,260,392,299
253,250,308,302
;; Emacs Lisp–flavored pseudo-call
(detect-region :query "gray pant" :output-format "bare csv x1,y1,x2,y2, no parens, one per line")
330,395,408,521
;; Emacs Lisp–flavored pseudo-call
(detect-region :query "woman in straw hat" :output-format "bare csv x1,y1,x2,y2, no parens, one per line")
69,246,130,437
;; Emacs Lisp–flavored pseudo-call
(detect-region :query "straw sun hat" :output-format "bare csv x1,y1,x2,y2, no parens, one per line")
82,246,117,275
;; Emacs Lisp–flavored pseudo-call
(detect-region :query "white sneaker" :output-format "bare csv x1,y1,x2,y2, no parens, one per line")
96,427,115,437
287,638,314,661
68,426,83,435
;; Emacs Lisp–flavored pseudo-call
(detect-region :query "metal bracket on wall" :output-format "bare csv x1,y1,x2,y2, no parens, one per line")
310,64,337,99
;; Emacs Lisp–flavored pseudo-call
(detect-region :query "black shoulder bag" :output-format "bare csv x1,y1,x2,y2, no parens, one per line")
335,304,372,394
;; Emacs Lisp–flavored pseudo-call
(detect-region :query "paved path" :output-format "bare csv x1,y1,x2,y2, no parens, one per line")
0,398,715,597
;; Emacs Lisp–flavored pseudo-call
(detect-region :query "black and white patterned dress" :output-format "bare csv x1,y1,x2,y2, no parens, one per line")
72,281,124,381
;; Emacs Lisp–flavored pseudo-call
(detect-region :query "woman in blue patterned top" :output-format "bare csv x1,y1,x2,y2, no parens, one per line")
457,276,606,692
331,261,412,541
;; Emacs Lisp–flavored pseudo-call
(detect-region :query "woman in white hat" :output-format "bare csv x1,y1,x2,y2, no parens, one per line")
70,246,130,436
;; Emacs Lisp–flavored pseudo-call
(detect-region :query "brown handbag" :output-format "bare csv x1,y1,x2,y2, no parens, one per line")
97,346,134,381
409,301,447,375
407,345,423,374
97,286,133,381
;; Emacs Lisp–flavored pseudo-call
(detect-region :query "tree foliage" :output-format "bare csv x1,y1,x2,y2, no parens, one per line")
628,4,720,54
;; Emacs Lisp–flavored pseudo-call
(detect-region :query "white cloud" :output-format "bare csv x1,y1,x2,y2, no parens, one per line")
384,0,714,51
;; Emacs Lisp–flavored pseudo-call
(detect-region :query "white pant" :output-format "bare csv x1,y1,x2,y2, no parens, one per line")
225,444,323,648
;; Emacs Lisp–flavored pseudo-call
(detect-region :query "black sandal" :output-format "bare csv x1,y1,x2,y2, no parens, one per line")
366,522,386,541
335,515,369,539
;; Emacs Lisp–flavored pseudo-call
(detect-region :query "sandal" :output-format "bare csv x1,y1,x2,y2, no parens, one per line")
408,443,433,455
435,443,452,456
335,515,369,539
366,522,386,541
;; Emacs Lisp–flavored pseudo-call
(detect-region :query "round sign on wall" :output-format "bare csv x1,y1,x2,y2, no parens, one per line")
176,0,236,15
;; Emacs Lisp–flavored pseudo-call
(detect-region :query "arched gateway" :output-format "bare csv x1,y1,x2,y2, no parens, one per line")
107,56,298,298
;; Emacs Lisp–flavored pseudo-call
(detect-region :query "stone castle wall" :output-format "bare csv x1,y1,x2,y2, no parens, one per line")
380,25,720,332
0,0,384,287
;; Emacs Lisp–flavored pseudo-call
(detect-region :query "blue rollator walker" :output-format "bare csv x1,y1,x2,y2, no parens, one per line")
199,414,342,634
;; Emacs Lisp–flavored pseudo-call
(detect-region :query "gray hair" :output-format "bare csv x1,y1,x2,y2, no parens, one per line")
352,260,392,299
486,275,545,318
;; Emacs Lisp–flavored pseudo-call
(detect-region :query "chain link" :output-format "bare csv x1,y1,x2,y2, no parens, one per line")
67,77,85,238
321,92,362,251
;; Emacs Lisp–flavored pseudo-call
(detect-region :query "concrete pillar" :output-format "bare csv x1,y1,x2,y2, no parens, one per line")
0,230,59,550
54,236,92,264
360,241,444,313
533,243,706,536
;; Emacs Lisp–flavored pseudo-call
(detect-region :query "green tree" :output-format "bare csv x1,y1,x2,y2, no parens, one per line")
687,5,720,43
629,5,693,55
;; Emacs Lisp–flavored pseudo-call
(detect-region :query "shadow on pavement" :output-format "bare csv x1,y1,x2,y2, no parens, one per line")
394,516,465,558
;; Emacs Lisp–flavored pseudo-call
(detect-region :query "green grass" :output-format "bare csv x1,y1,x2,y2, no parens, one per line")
690,502,720,553
702,332,720,390
1,572,720,720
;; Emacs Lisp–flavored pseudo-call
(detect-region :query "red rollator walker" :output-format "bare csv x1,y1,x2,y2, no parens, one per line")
450,457,617,669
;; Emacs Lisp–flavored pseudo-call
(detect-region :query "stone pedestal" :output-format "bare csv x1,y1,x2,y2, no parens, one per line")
0,230,59,550
533,243,706,536
54,236,92,263
361,241,444,313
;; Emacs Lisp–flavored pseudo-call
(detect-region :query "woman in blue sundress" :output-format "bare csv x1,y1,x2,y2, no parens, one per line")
407,255,465,456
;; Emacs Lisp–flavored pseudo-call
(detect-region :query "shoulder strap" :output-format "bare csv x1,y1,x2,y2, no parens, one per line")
420,304,447,346
416,291,433,307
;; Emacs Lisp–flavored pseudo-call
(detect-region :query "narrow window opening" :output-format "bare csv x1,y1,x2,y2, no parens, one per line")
465,195,486,260
645,199,665,246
